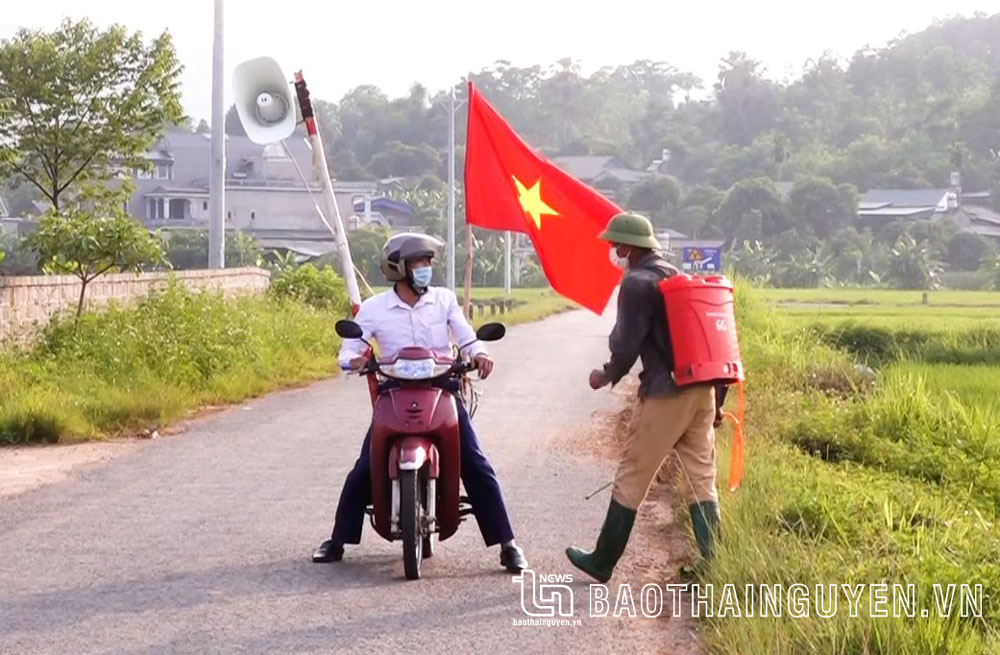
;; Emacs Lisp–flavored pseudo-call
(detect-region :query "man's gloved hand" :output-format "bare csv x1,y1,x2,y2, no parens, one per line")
473,354,495,379
589,368,609,390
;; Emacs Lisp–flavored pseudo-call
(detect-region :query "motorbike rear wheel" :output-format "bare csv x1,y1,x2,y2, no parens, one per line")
401,469,422,580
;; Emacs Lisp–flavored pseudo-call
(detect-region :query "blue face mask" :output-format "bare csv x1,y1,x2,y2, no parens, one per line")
410,266,433,288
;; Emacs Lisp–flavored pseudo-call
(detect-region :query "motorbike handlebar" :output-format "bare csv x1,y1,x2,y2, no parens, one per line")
347,357,476,379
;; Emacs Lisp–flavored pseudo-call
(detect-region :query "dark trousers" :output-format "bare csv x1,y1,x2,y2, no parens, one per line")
329,390,515,547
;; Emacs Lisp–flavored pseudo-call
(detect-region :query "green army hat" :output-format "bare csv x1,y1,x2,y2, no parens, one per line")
598,212,662,250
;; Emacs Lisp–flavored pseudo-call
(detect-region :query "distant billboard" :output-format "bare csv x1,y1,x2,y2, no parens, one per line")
681,247,722,273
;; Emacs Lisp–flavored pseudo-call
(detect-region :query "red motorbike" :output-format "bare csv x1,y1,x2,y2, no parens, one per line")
335,319,506,580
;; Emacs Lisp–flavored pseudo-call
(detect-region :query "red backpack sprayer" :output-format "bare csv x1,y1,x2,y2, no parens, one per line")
659,274,746,491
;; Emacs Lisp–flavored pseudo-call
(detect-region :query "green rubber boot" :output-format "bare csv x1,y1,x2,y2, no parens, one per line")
689,500,721,560
565,499,637,583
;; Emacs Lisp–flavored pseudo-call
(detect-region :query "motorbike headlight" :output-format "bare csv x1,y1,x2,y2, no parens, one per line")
382,358,451,380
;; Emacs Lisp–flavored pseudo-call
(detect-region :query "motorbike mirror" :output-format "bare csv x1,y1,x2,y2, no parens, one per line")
335,319,364,340
476,322,506,342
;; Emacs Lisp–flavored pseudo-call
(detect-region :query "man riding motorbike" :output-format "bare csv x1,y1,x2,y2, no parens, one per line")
312,233,528,573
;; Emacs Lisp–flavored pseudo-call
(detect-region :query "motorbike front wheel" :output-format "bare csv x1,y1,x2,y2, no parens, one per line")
400,469,422,580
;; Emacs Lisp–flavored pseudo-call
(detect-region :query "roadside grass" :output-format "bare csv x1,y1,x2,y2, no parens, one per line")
761,288,1000,307
0,283,576,445
700,284,1000,654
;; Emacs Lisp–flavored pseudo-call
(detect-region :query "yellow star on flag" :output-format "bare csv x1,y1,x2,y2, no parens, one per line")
513,176,559,229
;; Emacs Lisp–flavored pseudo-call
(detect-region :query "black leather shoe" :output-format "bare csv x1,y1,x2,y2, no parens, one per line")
312,539,344,563
500,544,528,572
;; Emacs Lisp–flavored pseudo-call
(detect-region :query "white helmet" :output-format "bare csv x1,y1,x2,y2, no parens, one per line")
380,232,444,282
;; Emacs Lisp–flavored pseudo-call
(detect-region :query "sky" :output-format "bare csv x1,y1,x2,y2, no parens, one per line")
2,1,995,122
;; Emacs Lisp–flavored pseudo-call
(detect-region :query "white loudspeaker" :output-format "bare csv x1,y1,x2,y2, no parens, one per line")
232,57,296,145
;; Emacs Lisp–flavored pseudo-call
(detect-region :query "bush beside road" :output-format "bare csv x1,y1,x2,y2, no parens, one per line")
0,278,575,446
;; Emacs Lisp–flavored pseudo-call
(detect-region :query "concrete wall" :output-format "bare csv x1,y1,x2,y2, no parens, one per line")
0,268,270,341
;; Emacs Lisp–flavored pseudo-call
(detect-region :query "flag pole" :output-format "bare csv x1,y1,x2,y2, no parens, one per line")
463,223,474,320
504,230,512,294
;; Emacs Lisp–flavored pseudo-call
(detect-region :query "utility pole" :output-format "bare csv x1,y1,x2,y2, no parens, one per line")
208,0,225,268
447,85,456,290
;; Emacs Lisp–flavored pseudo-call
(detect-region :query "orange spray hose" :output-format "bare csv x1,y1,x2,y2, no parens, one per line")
721,379,746,492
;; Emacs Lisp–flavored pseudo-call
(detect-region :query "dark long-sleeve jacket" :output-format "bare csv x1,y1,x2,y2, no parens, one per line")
603,252,680,399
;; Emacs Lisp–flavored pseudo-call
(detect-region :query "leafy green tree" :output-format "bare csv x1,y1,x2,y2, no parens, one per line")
774,248,834,288
627,175,682,226
945,232,995,271
886,233,943,290
27,184,166,315
714,52,779,146
819,227,889,285
712,178,791,244
0,18,183,212
367,141,442,179
787,176,857,238
163,230,262,270
347,225,391,286
726,240,776,286
673,185,724,236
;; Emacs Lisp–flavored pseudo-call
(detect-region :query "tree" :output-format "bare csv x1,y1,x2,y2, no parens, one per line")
0,231,39,275
774,248,834,288
787,177,857,238
0,19,183,212
714,52,779,146
726,240,776,285
390,178,446,225
2,177,43,216
945,232,995,271
311,225,391,290
981,252,1000,290
27,184,166,316
819,227,889,284
225,104,247,137
626,175,682,226
367,141,441,178
673,185,724,236
885,233,943,290
163,230,261,270
712,178,791,244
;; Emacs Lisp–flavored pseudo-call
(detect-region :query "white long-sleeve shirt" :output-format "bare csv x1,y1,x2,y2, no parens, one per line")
337,286,487,368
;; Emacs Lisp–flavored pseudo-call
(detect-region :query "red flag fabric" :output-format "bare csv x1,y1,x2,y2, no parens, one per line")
463,82,623,314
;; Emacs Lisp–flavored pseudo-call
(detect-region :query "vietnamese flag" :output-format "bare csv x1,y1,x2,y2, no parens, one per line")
464,82,623,314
